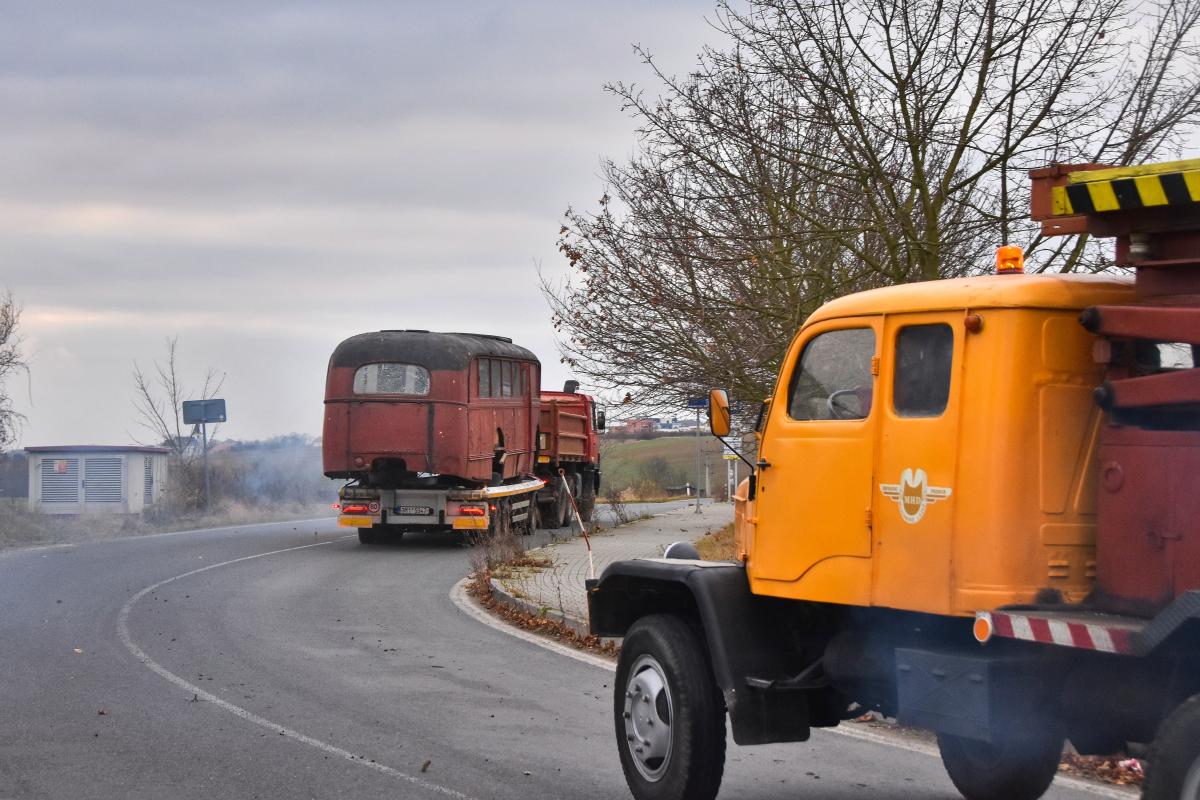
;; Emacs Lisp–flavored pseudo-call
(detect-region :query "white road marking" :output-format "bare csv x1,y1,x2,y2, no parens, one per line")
451,582,1136,798
117,538,481,800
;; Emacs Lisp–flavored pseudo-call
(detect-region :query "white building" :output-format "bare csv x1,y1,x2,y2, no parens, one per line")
26,446,169,515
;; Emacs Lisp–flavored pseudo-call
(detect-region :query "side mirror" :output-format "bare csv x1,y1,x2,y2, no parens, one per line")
596,410,606,432
708,389,731,436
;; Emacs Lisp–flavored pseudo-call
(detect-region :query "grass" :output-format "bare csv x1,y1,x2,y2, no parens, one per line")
694,522,737,561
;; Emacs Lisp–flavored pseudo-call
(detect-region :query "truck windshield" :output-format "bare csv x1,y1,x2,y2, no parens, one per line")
352,363,431,396
787,328,875,421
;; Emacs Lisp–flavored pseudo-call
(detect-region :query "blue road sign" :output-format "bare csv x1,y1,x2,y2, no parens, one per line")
685,397,708,409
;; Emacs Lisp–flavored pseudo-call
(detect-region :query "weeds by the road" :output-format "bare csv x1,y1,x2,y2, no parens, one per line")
0,500,332,550
694,522,736,560
603,485,634,526
465,573,617,658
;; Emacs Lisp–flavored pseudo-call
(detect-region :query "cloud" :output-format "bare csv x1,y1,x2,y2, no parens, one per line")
0,0,716,446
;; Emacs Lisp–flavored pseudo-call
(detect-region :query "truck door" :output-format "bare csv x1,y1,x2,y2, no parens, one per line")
871,315,961,614
751,319,879,602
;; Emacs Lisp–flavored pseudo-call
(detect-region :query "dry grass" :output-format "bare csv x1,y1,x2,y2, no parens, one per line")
694,522,736,560
0,500,332,550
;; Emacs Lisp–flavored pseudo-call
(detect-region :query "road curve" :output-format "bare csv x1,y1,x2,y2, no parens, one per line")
0,516,1126,799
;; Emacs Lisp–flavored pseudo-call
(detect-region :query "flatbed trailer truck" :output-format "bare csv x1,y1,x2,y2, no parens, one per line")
587,158,1200,800
323,330,545,541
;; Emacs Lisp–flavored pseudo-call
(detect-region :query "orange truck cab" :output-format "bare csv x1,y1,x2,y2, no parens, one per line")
587,158,1200,800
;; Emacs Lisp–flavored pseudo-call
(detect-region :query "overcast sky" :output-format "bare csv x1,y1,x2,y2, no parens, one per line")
0,1,718,447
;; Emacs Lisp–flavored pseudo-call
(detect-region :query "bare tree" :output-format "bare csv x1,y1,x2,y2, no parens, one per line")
0,292,26,450
548,0,1200,410
132,337,224,459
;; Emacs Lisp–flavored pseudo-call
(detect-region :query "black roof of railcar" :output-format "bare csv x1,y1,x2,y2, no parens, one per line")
329,330,539,371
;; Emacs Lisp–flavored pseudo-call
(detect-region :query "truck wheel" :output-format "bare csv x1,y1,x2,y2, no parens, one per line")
615,614,725,800
937,728,1063,800
578,470,596,523
357,527,378,545
556,484,572,529
1142,693,1200,800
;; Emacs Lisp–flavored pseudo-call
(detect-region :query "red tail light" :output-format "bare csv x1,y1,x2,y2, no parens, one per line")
332,502,341,511
342,503,370,514
460,505,486,517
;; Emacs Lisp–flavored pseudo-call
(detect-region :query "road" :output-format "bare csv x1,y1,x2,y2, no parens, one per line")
0,513,1128,800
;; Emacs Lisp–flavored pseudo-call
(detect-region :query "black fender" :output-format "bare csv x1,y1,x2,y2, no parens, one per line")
587,558,812,745
1139,591,1200,655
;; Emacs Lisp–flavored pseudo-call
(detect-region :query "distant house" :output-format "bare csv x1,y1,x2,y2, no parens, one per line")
25,445,169,515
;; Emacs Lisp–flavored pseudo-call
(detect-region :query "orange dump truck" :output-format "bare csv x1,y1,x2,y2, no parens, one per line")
587,159,1200,800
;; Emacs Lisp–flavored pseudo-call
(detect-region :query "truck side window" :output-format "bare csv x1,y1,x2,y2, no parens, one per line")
478,359,491,397
893,323,953,417
786,328,875,421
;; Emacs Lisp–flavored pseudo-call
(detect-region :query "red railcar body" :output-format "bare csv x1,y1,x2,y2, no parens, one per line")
322,330,540,487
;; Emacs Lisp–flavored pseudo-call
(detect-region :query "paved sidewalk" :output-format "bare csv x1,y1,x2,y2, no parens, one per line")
492,501,734,634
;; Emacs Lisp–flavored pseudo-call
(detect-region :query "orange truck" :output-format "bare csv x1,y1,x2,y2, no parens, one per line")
534,380,604,526
587,159,1200,800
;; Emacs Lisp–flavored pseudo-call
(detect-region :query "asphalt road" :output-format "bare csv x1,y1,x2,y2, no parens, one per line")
0,513,1127,800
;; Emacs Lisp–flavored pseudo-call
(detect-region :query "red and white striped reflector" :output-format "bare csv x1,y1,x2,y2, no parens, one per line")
980,610,1140,655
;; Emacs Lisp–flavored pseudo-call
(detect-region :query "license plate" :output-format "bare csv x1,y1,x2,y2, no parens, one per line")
396,505,434,516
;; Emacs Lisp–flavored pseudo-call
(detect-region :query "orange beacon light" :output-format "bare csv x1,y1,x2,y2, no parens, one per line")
996,245,1025,274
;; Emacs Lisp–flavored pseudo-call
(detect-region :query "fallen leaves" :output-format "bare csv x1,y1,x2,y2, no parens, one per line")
1059,754,1145,786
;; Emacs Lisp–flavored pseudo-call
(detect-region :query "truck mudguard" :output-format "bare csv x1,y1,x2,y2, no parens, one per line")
588,558,813,745
1139,591,1200,655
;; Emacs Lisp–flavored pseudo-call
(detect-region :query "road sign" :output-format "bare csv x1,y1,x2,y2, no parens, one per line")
182,398,227,424
685,397,708,409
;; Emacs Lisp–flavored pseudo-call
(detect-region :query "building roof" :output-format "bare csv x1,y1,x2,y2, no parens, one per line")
806,273,1135,326
328,330,539,371
25,445,171,454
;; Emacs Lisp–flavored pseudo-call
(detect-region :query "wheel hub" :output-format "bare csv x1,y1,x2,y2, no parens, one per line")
623,654,673,782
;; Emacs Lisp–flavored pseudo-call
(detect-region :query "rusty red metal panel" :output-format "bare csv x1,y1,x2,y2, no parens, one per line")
1082,305,1200,344
1094,427,1200,615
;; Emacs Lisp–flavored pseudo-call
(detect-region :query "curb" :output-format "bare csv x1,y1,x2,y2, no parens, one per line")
488,577,591,638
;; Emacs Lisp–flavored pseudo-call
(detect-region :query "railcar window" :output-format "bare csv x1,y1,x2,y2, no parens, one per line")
478,359,491,397
353,363,430,396
490,360,503,398
787,328,875,420
893,323,954,417
501,361,513,396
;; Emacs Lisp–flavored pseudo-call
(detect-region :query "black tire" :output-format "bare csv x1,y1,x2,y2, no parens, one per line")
1143,693,1200,800
937,728,1063,800
578,469,597,523
556,484,571,529
614,614,725,800
357,527,377,545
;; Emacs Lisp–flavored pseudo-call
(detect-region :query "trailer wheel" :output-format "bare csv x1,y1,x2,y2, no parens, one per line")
357,527,378,545
1142,693,1200,800
615,614,725,800
937,727,1063,800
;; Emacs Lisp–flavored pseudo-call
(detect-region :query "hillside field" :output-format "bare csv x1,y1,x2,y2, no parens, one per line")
599,434,731,496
